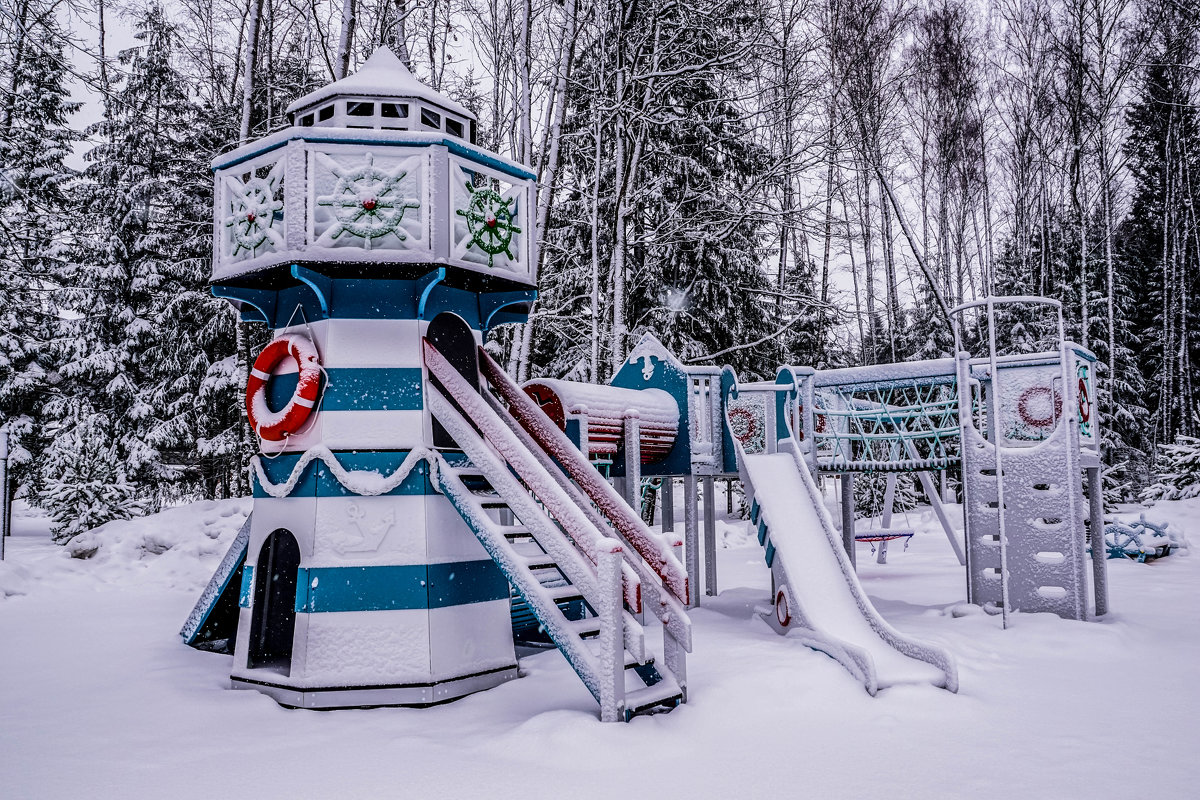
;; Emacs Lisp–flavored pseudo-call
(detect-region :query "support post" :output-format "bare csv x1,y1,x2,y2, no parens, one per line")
662,477,675,532
1087,466,1108,617
702,475,717,596
0,431,7,560
877,472,897,564
597,547,626,722
726,478,734,514
622,413,641,510
916,471,967,565
841,473,855,568
684,475,700,608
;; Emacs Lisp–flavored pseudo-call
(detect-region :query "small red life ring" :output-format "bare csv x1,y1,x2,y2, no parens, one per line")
246,335,322,441
775,587,792,628
1077,378,1091,423
728,405,761,447
1017,385,1062,429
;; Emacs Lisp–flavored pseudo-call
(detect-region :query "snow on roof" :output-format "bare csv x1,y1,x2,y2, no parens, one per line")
285,47,475,120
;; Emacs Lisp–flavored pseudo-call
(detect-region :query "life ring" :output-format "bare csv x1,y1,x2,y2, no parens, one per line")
246,335,322,441
775,587,792,628
728,405,761,447
1017,385,1062,429
1077,378,1091,423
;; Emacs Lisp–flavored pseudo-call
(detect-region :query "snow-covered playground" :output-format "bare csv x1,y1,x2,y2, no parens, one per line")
1,493,1197,799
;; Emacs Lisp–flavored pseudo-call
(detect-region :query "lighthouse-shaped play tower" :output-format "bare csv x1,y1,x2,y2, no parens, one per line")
182,49,693,719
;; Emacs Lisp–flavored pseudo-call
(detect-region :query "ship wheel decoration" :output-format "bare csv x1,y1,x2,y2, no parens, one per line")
315,152,420,249
224,163,284,256
456,180,522,267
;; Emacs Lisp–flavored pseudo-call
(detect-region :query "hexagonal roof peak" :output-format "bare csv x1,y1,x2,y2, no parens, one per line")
285,47,475,121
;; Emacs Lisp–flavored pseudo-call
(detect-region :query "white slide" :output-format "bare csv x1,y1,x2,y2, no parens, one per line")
739,441,958,694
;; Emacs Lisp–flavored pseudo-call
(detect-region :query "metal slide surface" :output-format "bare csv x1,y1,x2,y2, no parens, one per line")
741,446,957,692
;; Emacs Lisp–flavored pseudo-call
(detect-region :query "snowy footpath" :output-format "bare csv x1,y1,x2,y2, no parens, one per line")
1,493,1198,799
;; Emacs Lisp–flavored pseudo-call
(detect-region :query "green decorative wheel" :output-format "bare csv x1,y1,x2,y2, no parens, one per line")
456,181,521,267
225,169,283,256
315,152,419,249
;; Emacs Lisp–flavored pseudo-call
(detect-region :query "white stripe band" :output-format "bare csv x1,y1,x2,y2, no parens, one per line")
293,396,316,409
250,368,272,381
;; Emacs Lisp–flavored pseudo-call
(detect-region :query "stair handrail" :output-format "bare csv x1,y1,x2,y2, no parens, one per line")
482,387,692,652
478,346,690,606
431,444,629,721
424,339,642,610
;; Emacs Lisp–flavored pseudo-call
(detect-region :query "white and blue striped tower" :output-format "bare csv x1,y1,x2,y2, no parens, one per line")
209,48,537,708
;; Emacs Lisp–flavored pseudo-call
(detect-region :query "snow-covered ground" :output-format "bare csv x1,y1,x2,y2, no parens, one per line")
1,491,1197,799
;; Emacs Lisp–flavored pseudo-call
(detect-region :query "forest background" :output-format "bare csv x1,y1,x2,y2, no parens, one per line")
2,0,1198,540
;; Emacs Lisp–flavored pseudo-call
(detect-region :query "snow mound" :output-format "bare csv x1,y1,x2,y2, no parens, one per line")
0,561,32,600
63,498,251,591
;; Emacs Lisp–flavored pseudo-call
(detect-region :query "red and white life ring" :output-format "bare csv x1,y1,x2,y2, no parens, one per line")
1017,385,1062,429
245,335,322,441
775,587,792,628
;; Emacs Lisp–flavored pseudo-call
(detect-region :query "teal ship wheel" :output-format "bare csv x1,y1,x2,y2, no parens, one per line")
456,181,522,267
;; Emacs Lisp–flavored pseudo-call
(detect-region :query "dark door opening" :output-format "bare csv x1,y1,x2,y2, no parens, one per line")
248,529,301,674
427,312,480,448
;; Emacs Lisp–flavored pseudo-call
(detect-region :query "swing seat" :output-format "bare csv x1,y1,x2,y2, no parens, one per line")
854,529,915,544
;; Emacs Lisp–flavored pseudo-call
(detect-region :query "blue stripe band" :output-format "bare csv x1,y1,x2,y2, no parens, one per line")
295,560,508,612
253,451,435,498
265,367,424,412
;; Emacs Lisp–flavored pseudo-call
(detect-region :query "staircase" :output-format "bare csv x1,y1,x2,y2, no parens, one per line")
425,340,692,722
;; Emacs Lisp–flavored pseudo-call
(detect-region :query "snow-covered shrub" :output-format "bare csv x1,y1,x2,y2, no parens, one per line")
853,471,919,520
1141,436,1200,502
40,414,147,543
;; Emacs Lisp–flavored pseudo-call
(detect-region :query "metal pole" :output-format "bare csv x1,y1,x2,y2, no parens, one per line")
0,430,7,560
841,473,855,568
702,475,717,596
683,475,699,608
662,477,675,532
877,472,897,564
1087,466,1109,616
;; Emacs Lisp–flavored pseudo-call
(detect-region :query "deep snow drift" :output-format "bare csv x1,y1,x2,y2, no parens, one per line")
1,490,1198,799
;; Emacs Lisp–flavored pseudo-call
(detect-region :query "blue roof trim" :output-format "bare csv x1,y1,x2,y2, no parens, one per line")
291,264,332,317
416,268,446,320
213,135,537,181
239,565,255,608
479,289,537,332
294,560,509,612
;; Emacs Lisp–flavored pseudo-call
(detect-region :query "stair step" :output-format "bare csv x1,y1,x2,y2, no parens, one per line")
521,555,558,571
569,617,602,639
546,585,584,604
478,499,509,509
625,680,684,719
503,528,535,541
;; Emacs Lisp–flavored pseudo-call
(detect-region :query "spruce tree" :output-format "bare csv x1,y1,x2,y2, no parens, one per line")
0,12,80,492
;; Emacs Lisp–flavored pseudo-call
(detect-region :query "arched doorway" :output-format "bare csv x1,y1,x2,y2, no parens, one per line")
248,529,301,673
427,312,480,447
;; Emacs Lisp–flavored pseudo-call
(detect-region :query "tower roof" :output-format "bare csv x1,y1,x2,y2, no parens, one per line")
285,47,475,121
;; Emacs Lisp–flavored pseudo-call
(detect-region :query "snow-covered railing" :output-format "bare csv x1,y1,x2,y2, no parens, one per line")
479,348,691,609
425,342,642,611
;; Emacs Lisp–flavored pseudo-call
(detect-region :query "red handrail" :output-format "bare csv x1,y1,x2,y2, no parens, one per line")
478,346,689,605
